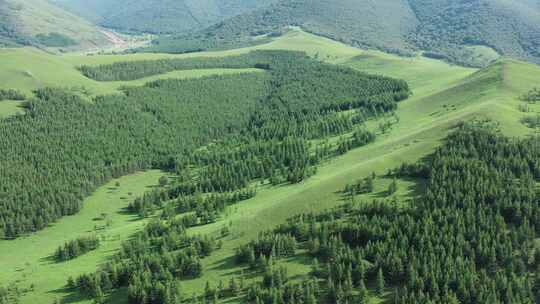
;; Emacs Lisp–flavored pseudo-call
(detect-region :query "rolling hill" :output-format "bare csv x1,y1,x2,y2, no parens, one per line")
146,0,540,67
51,0,278,34
0,0,110,49
0,29,538,304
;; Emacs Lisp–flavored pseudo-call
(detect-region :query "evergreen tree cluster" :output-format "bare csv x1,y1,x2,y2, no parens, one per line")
336,129,376,155
234,122,540,303
55,235,100,261
0,88,25,101
78,50,286,81
192,137,315,190
246,276,320,304
126,176,257,224
0,72,268,238
343,174,375,197
0,50,409,238
236,233,297,265
0,286,8,304
173,189,256,225
128,187,170,218
69,215,218,304
522,114,540,129
521,87,540,103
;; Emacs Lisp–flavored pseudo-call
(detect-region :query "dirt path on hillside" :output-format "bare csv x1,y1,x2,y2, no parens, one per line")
100,29,128,48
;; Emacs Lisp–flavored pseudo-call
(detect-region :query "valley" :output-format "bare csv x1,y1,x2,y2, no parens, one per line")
1,29,538,304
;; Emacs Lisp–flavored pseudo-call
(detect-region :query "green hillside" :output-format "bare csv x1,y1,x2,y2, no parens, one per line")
147,0,540,67
408,0,540,66
51,0,277,34
0,30,538,304
0,0,110,49
146,0,418,55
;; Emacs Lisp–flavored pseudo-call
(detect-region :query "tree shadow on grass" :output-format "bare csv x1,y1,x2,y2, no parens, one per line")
400,177,428,199
282,252,312,267
38,254,57,265
204,255,250,278
201,255,267,281
49,286,89,304
49,277,129,304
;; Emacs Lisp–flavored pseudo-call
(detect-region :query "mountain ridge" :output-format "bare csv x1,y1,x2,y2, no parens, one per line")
143,0,540,67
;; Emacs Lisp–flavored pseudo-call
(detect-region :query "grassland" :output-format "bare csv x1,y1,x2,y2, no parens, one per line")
0,100,25,118
0,29,363,99
0,29,539,304
0,170,165,304
0,47,263,97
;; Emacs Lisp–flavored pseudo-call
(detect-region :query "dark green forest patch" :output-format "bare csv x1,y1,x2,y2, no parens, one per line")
0,88,25,101
34,32,77,47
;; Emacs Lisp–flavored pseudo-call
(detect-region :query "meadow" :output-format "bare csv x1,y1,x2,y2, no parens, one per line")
0,170,165,304
0,29,539,304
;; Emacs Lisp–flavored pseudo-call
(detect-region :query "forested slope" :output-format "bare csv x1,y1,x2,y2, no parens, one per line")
146,0,540,67
220,123,540,304
0,50,410,238
146,0,418,55
408,0,540,66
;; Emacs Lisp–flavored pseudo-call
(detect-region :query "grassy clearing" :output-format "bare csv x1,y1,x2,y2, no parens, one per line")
0,170,165,304
0,100,25,118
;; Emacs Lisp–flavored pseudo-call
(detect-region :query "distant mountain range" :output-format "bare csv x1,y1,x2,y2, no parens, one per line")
144,0,540,67
2,0,540,67
51,0,277,34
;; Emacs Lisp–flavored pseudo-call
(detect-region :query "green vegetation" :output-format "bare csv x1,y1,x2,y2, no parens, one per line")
55,235,100,261
0,89,25,119
0,72,267,237
52,0,275,34
222,122,540,304
0,0,29,46
522,114,540,129
164,33,539,303
0,0,110,49
78,51,279,81
1,29,540,304
521,88,540,103
145,0,418,56
0,47,266,99
37,50,408,304
34,32,76,47
145,0,540,67
408,0,539,66
0,170,164,304
0,50,409,239
0,88,25,101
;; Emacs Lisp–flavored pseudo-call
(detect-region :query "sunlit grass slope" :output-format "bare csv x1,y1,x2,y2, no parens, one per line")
0,170,165,304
